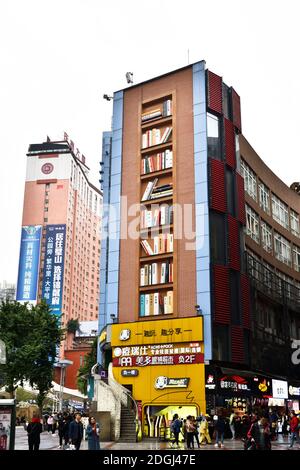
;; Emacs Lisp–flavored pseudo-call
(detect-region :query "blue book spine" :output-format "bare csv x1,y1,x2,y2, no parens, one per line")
140,294,145,317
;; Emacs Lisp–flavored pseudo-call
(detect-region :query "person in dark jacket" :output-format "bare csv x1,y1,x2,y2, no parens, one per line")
214,415,226,448
170,414,182,448
57,414,69,449
69,413,84,450
27,414,43,451
247,417,271,450
86,417,100,450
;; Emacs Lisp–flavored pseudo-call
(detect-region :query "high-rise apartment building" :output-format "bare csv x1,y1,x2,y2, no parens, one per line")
16,137,102,354
96,60,300,441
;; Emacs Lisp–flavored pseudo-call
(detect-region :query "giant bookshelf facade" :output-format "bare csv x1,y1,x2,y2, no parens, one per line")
139,94,176,318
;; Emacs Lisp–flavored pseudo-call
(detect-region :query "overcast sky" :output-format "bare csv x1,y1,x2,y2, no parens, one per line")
1,0,299,284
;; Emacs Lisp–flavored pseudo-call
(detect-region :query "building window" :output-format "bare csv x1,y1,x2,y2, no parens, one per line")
241,160,257,201
274,231,291,266
258,182,270,214
261,220,272,253
226,169,236,216
293,245,300,272
271,194,289,230
207,113,221,160
262,261,274,291
213,325,229,361
290,210,300,237
277,271,293,299
235,134,241,173
210,213,226,264
247,249,261,281
246,205,260,243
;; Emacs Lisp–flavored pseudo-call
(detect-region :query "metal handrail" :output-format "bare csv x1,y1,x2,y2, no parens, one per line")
108,363,140,441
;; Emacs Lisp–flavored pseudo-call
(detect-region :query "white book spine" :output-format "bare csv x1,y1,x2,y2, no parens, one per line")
145,295,150,316
165,150,173,168
142,240,153,255
140,267,145,286
152,263,157,285
160,206,166,225
146,210,152,228
167,100,171,116
142,133,148,149
169,234,174,252
154,293,159,315
160,263,166,284
155,129,160,145
142,182,153,201
164,296,168,314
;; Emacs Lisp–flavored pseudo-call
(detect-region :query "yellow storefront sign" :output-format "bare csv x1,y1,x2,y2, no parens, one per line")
111,316,203,346
111,317,206,418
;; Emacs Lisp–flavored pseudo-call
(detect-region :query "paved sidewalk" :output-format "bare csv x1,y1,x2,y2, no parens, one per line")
15,427,299,451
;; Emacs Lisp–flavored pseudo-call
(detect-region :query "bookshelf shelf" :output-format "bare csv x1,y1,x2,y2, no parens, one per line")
138,313,173,320
140,224,173,234
141,142,172,155
139,283,173,292
140,253,173,262
141,115,172,130
140,195,173,206
141,168,172,180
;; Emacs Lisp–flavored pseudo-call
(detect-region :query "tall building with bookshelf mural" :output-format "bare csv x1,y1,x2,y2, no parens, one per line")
97,60,300,442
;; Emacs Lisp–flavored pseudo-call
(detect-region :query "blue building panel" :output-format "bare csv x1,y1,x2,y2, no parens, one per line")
193,61,212,360
98,92,124,363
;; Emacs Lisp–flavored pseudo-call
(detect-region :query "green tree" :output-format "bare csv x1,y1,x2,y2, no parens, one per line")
66,318,80,334
0,300,64,413
77,338,97,395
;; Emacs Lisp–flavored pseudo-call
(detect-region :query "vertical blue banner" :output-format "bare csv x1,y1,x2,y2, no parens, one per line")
41,224,66,316
16,225,42,302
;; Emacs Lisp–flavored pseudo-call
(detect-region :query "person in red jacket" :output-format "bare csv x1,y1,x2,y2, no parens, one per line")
289,411,299,448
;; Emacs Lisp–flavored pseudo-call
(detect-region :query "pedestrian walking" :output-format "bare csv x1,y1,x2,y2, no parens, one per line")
247,416,271,450
214,415,226,448
27,413,43,451
169,414,182,448
185,415,195,449
229,412,236,439
47,415,53,434
289,411,300,448
86,417,100,450
199,415,211,445
192,417,200,448
69,413,84,451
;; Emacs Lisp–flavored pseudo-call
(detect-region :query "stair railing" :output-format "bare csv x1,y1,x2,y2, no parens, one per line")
108,362,141,441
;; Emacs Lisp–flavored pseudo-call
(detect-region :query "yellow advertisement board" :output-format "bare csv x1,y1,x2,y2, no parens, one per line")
111,317,206,416
111,316,203,346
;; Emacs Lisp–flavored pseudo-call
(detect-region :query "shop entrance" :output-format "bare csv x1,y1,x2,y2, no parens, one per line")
143,404,198,440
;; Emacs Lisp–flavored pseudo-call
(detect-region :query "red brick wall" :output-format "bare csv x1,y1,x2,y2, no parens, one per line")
54,348,91,390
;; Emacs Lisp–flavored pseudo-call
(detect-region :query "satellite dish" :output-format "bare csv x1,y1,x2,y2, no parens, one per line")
126,72,133,84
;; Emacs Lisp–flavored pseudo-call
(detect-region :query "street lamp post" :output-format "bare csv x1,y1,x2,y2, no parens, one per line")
55,359,73,413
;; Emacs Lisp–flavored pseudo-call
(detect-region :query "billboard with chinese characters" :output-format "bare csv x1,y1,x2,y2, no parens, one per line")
111,317,206,413
16,225,42,302
112,342,204,367
41,224,66,316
